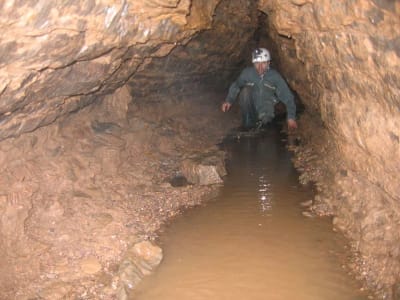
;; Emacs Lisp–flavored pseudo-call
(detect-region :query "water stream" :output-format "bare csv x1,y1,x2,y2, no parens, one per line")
133,126,369,300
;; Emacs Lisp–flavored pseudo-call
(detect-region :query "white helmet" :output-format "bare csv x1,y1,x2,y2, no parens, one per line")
252,48,271,63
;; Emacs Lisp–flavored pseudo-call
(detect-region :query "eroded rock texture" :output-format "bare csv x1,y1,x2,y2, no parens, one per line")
0,0,399,298
258,0,399,298
0,0,223,140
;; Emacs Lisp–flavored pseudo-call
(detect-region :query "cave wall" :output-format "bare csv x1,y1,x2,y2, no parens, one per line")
0,0,260,141
258,0,399,297
0,0,226,141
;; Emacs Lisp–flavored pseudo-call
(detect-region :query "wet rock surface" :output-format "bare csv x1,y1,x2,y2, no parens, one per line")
116,241,163,299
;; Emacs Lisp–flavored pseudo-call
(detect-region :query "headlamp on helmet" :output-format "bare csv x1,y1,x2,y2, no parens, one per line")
252,48,271,63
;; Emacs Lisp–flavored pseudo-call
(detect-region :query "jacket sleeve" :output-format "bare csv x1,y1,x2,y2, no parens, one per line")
273,71,296,120
225,69,248,104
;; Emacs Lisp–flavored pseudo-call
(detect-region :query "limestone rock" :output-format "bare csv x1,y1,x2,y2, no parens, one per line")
80,257,102,275
117,241,163,294
92,85,131,128
131,241,163,269
181,152,226,185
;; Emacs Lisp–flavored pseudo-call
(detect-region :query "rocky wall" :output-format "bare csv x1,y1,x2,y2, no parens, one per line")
0,0,225,141
258,0,400,298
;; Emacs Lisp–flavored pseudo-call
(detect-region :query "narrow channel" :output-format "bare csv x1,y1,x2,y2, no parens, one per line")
133,125,369,300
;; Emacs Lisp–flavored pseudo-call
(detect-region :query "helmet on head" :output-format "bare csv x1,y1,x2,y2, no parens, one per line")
252,48,271,63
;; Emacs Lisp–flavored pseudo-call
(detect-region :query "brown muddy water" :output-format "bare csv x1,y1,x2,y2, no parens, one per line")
132,126,370,300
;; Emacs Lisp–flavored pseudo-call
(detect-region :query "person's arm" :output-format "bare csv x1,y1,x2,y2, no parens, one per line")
221,69,248,112
273,71,297,130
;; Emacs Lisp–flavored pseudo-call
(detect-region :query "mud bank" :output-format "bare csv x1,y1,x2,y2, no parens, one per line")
0,87,238,299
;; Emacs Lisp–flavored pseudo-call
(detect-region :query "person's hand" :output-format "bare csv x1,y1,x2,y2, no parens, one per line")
221,101,232,112
287,119,297,131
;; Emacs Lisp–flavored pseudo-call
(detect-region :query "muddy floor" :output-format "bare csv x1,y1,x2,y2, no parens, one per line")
0,87,239,299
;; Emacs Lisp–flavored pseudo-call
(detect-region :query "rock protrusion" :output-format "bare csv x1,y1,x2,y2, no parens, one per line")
115,241,163,299
181,152,226,185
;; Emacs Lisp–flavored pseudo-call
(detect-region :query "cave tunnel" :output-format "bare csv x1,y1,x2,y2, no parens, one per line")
0,0,399,299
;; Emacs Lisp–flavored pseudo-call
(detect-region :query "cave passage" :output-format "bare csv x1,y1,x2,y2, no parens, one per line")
132,126,369,300
1,0,399,298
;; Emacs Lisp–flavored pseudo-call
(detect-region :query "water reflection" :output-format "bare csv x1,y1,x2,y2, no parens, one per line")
258,175,272,215
133,128,368,300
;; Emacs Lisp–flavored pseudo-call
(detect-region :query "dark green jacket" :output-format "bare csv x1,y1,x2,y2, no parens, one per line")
226,67,296,120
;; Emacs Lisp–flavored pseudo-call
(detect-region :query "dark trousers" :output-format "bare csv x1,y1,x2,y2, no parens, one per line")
238,86,257,129
239,86,275,128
